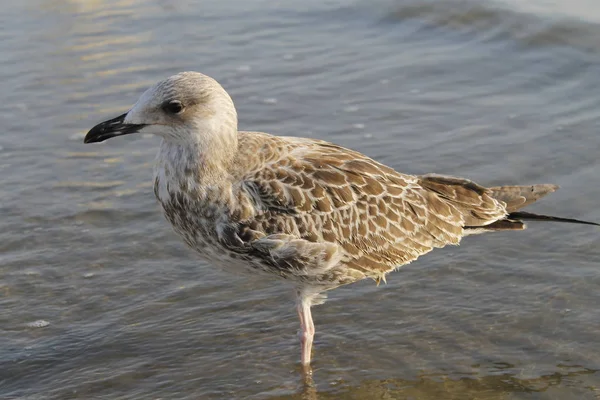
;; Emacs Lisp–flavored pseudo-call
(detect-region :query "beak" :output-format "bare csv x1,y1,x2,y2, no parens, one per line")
84,113,146,144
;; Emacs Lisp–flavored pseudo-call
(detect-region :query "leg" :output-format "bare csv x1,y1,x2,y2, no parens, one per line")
296,291,315,370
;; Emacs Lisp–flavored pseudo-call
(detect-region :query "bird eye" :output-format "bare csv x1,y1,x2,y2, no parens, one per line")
163,100,184,114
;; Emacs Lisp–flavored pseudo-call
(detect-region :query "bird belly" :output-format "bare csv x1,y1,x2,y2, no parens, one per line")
158,199,289,278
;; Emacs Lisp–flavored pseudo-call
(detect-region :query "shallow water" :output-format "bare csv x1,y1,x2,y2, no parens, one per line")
1,0,600,398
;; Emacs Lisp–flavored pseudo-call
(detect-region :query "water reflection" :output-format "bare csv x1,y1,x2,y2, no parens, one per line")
283,364,599,400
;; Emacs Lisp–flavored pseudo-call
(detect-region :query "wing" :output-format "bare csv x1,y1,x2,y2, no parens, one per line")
418,174,508,226
226,132,508,281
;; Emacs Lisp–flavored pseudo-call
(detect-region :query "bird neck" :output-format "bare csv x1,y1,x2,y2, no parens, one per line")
154,138,238,212
156,128,238,189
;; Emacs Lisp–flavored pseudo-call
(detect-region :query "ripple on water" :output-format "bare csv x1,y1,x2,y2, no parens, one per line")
62,151,119,159
54,180,125,190
384,0,600,54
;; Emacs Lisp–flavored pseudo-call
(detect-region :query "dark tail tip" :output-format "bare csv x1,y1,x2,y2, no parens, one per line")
508,211,600,226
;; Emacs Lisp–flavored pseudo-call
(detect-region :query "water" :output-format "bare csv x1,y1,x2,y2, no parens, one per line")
1,0,600,398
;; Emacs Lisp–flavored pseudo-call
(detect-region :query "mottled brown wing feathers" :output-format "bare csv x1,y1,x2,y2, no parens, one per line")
234,134,471,277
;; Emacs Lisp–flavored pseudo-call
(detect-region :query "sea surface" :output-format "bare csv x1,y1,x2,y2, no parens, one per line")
1,0,600,399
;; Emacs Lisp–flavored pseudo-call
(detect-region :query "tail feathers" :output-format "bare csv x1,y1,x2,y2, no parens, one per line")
463,211,598,236
464,183,599,234
508,211,600,226
489,184,559,212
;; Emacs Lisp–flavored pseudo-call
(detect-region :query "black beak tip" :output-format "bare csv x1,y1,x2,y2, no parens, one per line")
83,112,142,144
83,126,110,144
83,132,99,144
83,126,114,143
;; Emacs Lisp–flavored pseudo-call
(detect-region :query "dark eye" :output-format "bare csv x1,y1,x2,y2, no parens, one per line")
163,100,184,114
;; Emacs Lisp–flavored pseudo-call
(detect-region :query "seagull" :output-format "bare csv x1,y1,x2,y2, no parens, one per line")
84,71,599,371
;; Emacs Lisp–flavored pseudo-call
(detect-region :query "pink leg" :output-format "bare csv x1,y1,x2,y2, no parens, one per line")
297,293,315,370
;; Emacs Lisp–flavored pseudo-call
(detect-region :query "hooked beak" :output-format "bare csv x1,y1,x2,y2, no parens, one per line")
84,113,146,144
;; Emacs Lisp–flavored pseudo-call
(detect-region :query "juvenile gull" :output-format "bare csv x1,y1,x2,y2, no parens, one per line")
84,72,599,370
